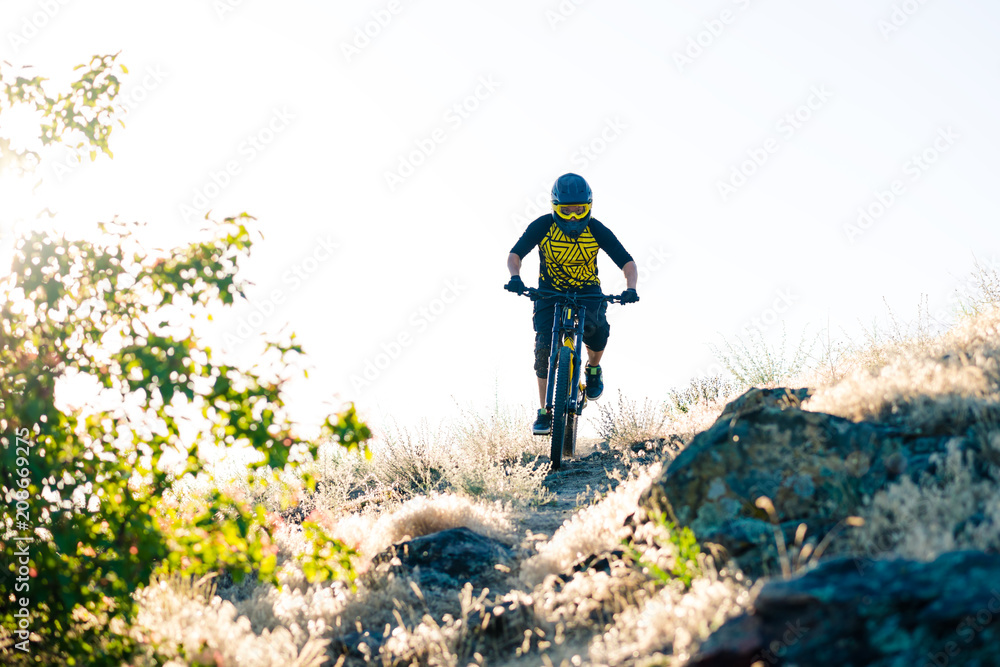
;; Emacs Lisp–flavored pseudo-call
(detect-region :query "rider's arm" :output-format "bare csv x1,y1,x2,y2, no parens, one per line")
507,253,522,277
589,219,638,291
509,216,551,262
588,219,635,269
623,260,638,289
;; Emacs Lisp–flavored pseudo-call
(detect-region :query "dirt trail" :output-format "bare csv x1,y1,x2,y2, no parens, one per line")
512,439,650,542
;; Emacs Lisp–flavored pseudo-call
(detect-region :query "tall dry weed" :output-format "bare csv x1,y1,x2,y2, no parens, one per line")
593,392,670,450
710,325,813,388
805,306,1000,434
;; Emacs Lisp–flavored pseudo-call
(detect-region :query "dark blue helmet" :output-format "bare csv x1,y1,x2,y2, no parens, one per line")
551,173,593,238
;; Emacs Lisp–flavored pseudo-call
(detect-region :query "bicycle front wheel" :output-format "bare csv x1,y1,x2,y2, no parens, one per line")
563,411,577,459
549,346,573,471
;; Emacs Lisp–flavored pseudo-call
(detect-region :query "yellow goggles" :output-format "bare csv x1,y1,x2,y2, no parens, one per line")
553,203,591,220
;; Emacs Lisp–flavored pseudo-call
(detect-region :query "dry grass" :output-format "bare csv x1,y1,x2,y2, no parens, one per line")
662,375,745,445
710,325,814,388
846,439,1000,563
957,255,1000,317
352,404,553,510
803,305,1000,434
167,402,555,522
131,574,330,667
801,262,1000,429
592,392,670,450
132,460,755,666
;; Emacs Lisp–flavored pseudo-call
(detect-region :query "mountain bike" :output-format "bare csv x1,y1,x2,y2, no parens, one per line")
513,286,635,471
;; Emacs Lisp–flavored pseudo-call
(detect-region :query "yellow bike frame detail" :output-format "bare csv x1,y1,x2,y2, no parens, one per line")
563,335,575,384
561,334,588,407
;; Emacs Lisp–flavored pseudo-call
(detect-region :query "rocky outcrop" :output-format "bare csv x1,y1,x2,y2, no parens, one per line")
689,550,1000,666
369,526,516,592
638,387,982,575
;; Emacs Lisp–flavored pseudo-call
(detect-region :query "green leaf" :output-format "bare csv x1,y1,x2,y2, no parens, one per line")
0,65,367,663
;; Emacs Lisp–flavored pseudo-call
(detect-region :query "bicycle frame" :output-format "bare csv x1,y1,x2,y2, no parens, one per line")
543,296,589,418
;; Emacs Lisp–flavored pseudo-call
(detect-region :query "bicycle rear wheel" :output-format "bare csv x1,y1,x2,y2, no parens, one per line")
549,346,573,471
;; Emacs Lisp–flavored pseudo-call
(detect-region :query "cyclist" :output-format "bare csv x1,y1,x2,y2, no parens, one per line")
504,173,639,435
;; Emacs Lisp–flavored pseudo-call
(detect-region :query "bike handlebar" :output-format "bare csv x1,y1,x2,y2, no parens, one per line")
511,286,637,305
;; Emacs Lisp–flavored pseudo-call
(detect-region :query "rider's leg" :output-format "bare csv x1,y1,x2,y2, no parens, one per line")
533,344,553,435
585,347,604,367
533,302,556,411
534,341,550,408
582,302,610,400
581,299,610,361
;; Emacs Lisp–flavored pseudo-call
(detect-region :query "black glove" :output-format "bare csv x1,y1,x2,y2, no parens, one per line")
505,275,526,294
621,288,639,304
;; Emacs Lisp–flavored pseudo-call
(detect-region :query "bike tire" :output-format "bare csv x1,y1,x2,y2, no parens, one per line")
563,411,577,459
549,346,573,471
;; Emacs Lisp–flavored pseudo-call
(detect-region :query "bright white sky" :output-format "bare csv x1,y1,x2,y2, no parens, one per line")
2,0,999,438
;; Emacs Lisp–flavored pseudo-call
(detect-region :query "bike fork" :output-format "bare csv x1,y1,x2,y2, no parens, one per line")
570,305,587,414
544,307,563,412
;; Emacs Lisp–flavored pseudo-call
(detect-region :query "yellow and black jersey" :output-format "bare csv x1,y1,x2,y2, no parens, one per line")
510,215,634,292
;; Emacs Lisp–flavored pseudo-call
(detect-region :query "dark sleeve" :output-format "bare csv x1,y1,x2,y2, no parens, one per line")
510,215,552,258
589,218,634,269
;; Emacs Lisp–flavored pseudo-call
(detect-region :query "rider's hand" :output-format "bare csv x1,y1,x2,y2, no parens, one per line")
505,275,526,294
621,288,639,304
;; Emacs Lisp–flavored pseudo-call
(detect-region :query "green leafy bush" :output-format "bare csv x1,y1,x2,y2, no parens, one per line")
0,53,125,173
0,57,368,665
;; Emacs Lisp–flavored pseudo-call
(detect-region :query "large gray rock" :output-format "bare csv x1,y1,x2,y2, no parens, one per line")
689,550,1000,666
369,527,516,592
639,388,957,575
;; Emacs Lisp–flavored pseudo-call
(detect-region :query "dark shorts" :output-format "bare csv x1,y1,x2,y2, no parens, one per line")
532,297,610,378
